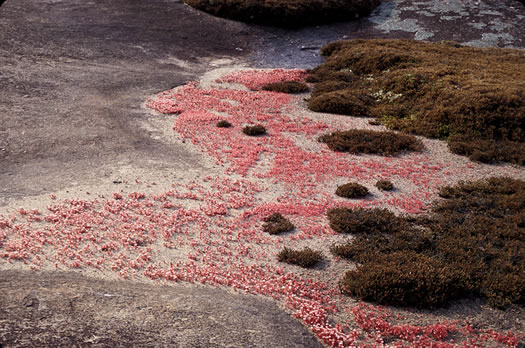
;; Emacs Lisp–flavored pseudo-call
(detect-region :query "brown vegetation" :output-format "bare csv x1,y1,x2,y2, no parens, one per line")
375,179,394,191
327,207,408,235
184,0,381,27
331,177,525,308
319,129,423,155
278,247,323,268
335,183,369,199
263,213,295,235
243,124,267,136
262,81,309,94
307,39,525,164
216,120,232,128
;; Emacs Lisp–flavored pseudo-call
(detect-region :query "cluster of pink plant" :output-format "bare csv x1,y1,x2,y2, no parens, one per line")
1,69,523,347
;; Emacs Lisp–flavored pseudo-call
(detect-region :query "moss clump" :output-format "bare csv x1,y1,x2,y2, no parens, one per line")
278,247,323,268
341,252,464,308
216,120,232,128
375,180,394,191
331,229,435,263
308,39,525,165
330,177,525,308
327,207,408,235
262,81,309,94
184,0,381,28
308,90,372,116
319,130,423,155
242,124,267,136
263,213,294,235
335,183,369,199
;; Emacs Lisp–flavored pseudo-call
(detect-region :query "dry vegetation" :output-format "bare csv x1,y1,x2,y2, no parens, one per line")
278,247,323,268
243,124,267,136
184,0,381,27
330,177,525,309
263,213,295,235
319,129,423,155
335,182,369,199
375,179,394,191
261,81,310,94
307,39,525,165
216,120,232,128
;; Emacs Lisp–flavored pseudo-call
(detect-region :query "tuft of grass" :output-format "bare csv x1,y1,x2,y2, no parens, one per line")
375,180,394,191
278,247,323,268
331,177,525,308
335,183,369,199
319,129,423,156
216,120,232,128
184,0,381,27
263,213,294,235
242,124,267,136
262,81,310,94
307,39,525,165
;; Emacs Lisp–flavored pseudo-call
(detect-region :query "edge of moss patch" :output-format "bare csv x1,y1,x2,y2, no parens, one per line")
330,177,525,309
308,39,525,165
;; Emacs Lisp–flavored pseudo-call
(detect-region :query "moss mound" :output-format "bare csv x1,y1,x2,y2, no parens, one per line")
331,177,525,308
262,81,309,94
243,124,267,136
216,120,232,128
341,252,464,308
335,183,369,199
327,207,408,235
278,247,323,268
331,229,434,264
184,0,381,28
263,213,294,235
375,180,394,191
308,39,525,165
319,129,423,155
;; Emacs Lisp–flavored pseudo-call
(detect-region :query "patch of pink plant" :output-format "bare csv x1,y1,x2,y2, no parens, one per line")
1,69,523,347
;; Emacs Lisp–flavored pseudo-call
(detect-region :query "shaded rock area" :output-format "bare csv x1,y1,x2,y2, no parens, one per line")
0,271,322,347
